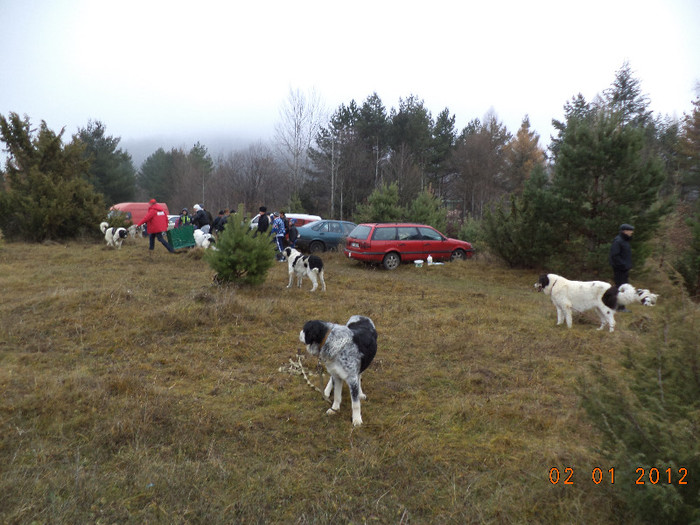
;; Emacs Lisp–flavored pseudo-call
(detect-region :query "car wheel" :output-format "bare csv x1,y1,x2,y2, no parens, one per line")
309,241,325,253
450,249,467,261
382,252,401,270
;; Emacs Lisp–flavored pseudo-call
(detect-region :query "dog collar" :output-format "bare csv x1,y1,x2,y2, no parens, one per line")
319,330,330,349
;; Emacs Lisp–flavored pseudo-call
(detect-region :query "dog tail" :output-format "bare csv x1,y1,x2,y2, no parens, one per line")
602,286,619,310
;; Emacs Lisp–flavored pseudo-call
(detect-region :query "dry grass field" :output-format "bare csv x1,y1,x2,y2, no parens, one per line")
0,237,674,523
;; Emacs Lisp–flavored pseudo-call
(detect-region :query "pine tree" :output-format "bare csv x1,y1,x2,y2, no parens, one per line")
408,187,446,233
678,97,700,197
0,113,105,241
354,183,404,223
75,120,136,205
552,111,667,272
204,207,276,285
504,115,546,193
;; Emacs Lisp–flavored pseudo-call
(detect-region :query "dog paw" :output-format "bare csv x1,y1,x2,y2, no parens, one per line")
352,417,363,427
359,393,367,401
326,408,339,416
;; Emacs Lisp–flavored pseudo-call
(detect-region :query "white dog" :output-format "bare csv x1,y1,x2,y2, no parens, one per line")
617,283,658,306
193,229,216,249
100,222,128,249
299,316,377,426
283,247,326,292
535,273,619,332
127,224,143,239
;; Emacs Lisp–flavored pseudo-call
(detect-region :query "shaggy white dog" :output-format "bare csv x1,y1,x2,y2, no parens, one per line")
100,222,128,249
535,273,619,332
617,284,659,306
193,229,215,249
283,247,326,292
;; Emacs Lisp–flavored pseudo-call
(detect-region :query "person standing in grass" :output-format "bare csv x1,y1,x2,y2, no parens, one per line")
137,199,176,254
271,211,286,255
176,207,192,228
609,223,634,312
287,218,298,249
255,206,269,235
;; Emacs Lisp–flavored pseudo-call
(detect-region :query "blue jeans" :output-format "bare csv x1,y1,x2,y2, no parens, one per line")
149,232,175,252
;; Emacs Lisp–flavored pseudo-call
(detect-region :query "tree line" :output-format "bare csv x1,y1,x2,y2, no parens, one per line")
0,63,699,292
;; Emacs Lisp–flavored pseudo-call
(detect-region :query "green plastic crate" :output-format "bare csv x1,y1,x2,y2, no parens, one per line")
167,224,196,250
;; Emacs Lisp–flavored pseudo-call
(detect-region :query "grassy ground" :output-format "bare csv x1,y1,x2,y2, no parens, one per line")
0,238,671,523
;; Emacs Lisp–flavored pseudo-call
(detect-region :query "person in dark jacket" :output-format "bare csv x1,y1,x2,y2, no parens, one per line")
212,209,228,235
609,223,634,311
191,204,211,233
137,199,175,253
177,208,192,228
287,218,298,248
256,206,270,235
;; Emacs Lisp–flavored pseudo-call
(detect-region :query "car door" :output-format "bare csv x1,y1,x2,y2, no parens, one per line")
396,226,423,261
418,226,450,260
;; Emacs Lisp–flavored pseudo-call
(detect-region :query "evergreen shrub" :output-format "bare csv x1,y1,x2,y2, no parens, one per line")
204,208,276,285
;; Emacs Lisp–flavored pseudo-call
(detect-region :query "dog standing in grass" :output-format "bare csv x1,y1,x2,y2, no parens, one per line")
284,247,326,292
535,273,619,332
299,315,377,426
100,222,128,249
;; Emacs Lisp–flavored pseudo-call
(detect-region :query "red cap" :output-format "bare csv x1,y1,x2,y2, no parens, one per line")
149,199,156,204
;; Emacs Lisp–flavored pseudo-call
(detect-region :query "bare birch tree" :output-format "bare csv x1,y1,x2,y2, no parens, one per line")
274,87,327,199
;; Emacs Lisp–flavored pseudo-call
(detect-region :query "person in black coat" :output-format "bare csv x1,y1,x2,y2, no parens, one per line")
609,223,634,311
191,204,211,233
256,206,270,235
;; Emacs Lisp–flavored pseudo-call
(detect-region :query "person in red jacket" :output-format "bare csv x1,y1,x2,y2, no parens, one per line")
137,199,175,253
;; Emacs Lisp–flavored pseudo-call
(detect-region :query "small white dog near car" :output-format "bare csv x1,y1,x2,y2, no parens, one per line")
100,222,128,249
283,247,326,292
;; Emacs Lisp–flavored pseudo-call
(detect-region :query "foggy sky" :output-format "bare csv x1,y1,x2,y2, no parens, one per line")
1,0,699,167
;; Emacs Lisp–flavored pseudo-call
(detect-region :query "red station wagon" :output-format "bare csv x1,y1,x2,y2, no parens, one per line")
344,223,474,270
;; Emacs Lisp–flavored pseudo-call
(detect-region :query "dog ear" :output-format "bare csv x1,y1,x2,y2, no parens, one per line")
302,320,327,345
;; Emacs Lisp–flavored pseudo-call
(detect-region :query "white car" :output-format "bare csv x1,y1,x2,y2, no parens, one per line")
249,212,321,230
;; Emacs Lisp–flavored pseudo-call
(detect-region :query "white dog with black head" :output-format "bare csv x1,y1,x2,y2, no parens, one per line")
535,273,620,332
283,247,326,292
100,222,128,249
299,315,377,426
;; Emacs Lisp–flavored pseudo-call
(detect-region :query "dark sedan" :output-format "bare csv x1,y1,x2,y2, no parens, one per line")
294,220,357,253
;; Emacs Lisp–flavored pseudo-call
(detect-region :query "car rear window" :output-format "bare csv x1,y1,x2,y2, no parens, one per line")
348,225,372,240
372,227,397,241
311,221,328,232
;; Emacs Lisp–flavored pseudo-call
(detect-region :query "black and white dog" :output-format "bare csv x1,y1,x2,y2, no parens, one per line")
618,283,659,307
284,247,326,292
299,315,377,426
535,273,620,332
100,222,128,249
127,224,143,240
